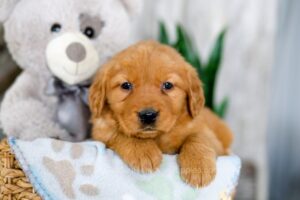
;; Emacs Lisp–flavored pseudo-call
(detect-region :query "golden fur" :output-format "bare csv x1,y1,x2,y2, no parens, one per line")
89,41,233,187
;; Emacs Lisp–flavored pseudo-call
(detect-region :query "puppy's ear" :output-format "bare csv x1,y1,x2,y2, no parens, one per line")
0,0,20,23
187,67,205,118
119,0,143,18
89,67,108,119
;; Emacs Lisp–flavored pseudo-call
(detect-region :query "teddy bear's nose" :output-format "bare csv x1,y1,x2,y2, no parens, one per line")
66,42,87,63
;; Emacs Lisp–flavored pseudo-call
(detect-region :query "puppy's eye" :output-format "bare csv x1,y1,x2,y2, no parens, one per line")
83,26,95,39
121,82,133,91
51,23,62,33
162,82,174,91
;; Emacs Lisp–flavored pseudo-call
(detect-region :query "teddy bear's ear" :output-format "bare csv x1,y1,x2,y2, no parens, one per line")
119,0,143,18
0,0,20,22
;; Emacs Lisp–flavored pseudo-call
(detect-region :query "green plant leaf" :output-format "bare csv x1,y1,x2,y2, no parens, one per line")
158,22,170,45
173,25,202,73
203,28,227,109
213,97,229,118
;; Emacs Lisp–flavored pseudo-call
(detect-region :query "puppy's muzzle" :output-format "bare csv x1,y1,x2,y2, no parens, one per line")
138,108,159,126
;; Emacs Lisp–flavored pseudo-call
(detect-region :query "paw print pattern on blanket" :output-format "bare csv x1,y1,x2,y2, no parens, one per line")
42,140,100,199
43,157,76,198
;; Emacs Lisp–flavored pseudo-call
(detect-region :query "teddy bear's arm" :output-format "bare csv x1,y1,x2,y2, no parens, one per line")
0,71,74,141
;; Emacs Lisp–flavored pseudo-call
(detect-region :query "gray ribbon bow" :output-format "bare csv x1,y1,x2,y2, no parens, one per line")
45,77,91,140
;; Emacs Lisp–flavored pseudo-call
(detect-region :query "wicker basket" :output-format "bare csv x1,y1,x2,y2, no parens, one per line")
0,139,41,200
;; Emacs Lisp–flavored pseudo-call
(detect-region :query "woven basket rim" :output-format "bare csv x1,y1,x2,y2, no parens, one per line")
0,138,42,200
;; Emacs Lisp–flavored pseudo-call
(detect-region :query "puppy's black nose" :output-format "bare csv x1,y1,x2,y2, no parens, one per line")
138,108,158,125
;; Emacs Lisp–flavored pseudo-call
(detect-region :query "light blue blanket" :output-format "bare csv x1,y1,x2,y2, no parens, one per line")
8,137,241,200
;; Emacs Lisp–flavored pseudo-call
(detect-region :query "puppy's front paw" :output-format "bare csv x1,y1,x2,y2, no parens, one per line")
122,141,162,173
178,154,216,188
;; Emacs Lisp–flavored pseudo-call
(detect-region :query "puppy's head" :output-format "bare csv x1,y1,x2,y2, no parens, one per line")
90,41,204,139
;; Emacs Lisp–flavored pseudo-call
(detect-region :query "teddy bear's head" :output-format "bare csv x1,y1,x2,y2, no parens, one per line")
0,0,141,85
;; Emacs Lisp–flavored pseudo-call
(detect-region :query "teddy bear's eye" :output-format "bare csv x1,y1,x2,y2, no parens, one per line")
121,82,133,91
84,27,95,39
162,82,174,91
51,23,62,33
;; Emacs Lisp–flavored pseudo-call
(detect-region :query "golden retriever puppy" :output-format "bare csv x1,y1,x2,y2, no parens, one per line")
89,41,233,188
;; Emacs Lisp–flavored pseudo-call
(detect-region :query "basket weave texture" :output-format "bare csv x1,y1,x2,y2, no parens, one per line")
0,139,41,200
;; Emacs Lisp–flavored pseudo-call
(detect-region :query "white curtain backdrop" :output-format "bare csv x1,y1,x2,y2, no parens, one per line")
268,0,300,199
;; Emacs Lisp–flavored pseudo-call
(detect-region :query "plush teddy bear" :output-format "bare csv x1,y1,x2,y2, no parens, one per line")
0,0,141,141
